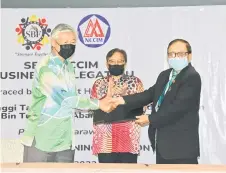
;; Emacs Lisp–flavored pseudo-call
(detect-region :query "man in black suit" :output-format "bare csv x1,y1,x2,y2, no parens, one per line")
111,39,201,164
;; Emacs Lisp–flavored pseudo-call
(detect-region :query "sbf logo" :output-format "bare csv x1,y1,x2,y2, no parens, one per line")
25,25,42,38
77,14,111,48
15,15,51,50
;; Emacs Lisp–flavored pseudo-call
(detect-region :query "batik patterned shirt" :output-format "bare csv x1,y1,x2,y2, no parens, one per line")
90,75,144,155
21,54,99,152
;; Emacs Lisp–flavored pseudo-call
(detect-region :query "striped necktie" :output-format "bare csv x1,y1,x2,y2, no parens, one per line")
155,70,178,112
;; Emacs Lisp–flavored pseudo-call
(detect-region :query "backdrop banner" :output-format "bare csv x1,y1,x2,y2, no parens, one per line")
1,6,226,164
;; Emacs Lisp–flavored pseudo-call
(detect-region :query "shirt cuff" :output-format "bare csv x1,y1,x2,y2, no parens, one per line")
20,135,34,147
90,98,99,110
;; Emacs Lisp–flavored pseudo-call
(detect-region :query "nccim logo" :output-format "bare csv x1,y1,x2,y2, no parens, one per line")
15,15,51,51
77,14,111,48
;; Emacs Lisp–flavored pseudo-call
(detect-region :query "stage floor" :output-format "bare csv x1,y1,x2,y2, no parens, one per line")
1,163,226,173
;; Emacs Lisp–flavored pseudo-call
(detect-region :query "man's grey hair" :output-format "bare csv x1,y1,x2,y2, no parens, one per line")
51,23,75,39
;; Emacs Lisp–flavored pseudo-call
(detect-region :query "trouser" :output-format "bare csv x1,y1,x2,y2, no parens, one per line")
23,140,74,163
156,146,198,164
98,152,138,163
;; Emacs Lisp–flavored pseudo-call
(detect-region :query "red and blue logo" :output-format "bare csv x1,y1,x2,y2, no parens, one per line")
77,14,111,48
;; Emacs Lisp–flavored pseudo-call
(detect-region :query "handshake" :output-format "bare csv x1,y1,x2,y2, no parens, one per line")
99,96,125,113
97,80,150,126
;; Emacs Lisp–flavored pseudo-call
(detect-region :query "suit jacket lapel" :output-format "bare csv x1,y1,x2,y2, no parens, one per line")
174,63,191,84
164,63,192,98
161,70,171,90
153,69,171,110
153,64,192,111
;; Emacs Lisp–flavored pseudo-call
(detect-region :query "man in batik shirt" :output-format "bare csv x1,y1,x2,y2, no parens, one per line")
21,24,111,163
91,48,145,163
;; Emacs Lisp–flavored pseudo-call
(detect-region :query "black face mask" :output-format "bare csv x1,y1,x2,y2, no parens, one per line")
108,65,125,76
58,44,76,60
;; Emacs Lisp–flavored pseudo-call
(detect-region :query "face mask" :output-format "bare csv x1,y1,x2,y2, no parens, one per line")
108,65,125,76
58,44,76,60
168,57,189,71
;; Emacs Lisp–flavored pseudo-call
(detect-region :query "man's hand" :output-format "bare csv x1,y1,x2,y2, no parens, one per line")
99,96,126,113
135,114,150,126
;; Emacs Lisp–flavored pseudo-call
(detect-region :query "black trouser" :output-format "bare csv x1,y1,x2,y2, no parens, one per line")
156,146,198,164
98,152,138,163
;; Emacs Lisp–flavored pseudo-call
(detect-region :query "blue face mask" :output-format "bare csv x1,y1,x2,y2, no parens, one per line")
168,57,189,71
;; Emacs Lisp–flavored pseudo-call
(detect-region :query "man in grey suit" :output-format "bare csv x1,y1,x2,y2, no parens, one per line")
111,39,202,164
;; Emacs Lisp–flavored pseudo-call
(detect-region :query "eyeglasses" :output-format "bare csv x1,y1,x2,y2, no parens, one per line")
108,60,125,65
168,52,189,58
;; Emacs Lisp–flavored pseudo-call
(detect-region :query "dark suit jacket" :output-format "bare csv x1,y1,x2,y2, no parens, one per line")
123,64,201,159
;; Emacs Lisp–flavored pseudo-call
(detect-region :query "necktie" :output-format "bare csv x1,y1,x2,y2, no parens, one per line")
155,70,177,112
